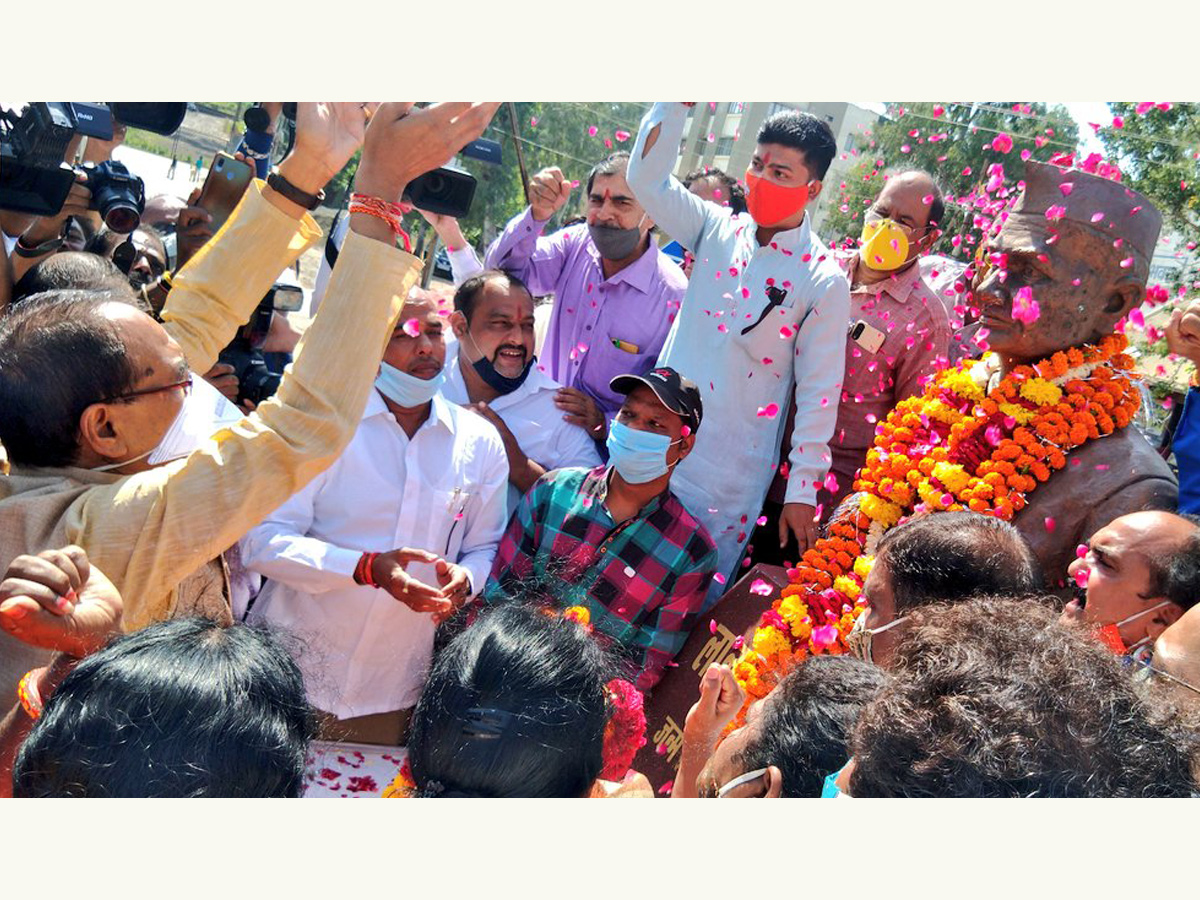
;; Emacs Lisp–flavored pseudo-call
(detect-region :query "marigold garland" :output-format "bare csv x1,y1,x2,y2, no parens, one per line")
729,335,1140,725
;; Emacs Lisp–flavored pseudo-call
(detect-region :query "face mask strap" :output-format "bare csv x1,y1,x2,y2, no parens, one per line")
1114,599,1174,629
717,766,770,798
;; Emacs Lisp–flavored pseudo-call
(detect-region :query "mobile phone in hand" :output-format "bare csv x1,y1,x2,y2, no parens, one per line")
196,152,254,232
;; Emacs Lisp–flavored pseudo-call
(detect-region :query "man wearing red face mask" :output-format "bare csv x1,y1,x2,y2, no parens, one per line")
627,104,850,599
1062,510,1200,659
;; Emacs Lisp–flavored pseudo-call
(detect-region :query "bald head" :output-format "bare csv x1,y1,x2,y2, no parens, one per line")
877,170,943,231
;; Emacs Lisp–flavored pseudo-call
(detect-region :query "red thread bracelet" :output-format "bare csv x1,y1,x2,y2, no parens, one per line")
349,193,413,253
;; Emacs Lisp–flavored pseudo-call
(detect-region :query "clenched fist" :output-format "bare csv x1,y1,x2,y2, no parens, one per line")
529,166,572,222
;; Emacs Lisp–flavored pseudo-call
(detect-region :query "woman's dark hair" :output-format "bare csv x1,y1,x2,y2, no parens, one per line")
849,596,1200,797
875,510,1043,615
409,603,616,797
736,655,887,797
0,291,141,467
756,111,837,181
13,618,317,797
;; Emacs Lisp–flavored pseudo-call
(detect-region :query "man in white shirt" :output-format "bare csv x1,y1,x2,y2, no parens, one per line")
240,294,509,745
442,270,601,514
627,103,851,595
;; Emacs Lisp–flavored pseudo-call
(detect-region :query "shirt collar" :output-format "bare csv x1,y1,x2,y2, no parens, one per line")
753,212,812,253
444,340,558,409
582,466,668,519
365,384,454,432
585,231,662,294
841,251,925,304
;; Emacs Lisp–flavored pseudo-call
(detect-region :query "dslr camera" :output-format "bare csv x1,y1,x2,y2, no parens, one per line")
218,280,304,407
0,102,185,232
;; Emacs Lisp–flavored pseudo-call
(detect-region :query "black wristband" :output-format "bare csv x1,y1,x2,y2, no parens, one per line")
267,170,325,211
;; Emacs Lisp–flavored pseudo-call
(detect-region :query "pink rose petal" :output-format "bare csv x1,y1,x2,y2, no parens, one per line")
402,318,421,337
757,403,780,419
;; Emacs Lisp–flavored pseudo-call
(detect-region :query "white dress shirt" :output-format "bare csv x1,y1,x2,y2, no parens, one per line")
240,389,509,718
627,102,852,587
441,342,601,513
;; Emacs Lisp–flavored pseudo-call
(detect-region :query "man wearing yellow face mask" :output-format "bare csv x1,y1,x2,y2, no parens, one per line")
818,170,956,513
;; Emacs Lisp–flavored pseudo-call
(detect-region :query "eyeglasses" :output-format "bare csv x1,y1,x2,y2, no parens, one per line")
106,372,193,404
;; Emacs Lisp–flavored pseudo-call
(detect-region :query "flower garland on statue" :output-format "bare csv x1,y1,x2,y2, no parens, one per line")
730,334,1140,722
382,606,648,797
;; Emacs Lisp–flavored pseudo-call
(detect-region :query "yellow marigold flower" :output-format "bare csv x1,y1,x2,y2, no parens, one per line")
1019,378,1063,407
998,403,1037,424
733,660,760,691
924,399,963,424
940,369,984,401
854,555,875,581
778,595,807,625
833,576,861,600
932,461,970,494
860,494,903,527
752,625,792,658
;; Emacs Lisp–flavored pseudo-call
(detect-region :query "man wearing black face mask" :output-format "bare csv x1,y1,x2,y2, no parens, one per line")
442,271,601,514
486,153,687,442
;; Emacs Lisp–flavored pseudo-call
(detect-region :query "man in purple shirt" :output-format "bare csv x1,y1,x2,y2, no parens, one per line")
486,152,688,442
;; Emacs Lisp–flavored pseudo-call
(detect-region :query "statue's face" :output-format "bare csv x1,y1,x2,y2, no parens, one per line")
975,214,1140,362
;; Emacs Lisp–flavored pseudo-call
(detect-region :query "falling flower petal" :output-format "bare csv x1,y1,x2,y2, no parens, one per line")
1074,567,1090,589
1012,286,1040,324
991,133,1014,153
779,325,794,339
1120,257,1134,269
712,573,726,586
750,578,773,596
1135,102,1155,115
709,619,718,635
1044,517,1056,533
587,125,598,136
811,625,839,648
757,403,780,419
933,104,945,117
402,318,421,337
530,116,538,127
1076,544,1089,559
615,130,631,142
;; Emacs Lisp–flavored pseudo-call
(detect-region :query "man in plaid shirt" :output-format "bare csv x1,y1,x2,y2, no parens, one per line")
483,367,718,691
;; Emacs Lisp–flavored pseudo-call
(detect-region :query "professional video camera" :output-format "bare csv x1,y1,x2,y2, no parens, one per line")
218,279,305,408
0,102,185,231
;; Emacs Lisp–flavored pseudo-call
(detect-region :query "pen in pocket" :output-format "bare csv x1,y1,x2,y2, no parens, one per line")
611,338,639,354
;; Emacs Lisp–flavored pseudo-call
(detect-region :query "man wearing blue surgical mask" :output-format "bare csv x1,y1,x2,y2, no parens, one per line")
241,294,510,746
482,366,719,691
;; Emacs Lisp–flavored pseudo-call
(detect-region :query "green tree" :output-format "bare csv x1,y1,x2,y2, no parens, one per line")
1099,102,1200,292
821,101,1080,263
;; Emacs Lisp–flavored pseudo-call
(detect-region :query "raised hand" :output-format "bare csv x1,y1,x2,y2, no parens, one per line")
1166,300,1200,368
277,102,382,197
529,166,571,222
0,546,123,657
354,102,502,204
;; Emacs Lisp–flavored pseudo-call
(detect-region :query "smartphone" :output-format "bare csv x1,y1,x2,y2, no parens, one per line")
268,283,304,313
850,319,886,354
196,152,254,232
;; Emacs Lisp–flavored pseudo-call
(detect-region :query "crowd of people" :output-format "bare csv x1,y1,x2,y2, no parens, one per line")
1,100,1199,798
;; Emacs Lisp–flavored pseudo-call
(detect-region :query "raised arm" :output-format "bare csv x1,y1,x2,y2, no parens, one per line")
67,103,502,630
626,103,712,254
483,167,575,296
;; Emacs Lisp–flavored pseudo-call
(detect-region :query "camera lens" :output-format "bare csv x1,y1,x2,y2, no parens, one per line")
425,174,447,197
104,203,140,235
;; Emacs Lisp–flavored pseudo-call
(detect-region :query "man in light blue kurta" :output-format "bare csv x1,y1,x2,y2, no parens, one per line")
627,102,851,599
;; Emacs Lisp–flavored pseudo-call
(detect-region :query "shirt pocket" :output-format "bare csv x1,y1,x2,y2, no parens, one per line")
432,487,472,559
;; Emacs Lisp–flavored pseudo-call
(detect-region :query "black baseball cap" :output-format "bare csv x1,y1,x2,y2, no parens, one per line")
610,367,703,432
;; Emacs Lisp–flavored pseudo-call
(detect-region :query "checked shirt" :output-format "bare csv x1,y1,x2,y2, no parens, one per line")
483,466,718,690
